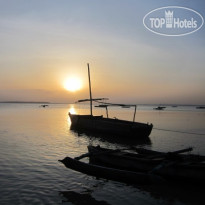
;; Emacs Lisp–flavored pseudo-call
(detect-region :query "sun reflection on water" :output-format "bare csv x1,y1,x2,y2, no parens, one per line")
67,106,77,125
68,107,76,114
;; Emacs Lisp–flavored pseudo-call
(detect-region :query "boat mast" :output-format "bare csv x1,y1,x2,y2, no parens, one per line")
133,105,137,122
87,63,93,116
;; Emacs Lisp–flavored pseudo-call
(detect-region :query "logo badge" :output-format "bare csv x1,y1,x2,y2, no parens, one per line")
143,6,204,36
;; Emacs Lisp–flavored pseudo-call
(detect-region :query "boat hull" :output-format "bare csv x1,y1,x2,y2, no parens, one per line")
88,146,205,183
69,113,153,138
59,157,164,184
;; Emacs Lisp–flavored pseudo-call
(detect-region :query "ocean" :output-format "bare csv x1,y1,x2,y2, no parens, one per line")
0,103,205,205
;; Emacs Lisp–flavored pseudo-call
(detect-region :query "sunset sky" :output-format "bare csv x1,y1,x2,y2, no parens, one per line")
0,0,204,104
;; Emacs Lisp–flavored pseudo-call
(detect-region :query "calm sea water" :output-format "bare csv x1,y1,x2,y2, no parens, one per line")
0,103,205,205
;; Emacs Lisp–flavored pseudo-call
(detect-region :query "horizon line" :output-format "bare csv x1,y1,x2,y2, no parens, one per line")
0,101,204,106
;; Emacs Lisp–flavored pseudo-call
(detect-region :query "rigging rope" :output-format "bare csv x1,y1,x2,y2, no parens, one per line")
153,127,205,136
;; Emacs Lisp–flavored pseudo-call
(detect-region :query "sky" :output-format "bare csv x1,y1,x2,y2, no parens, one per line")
0,0,204,104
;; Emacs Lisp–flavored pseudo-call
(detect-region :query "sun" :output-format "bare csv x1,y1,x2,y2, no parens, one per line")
63,77,82,92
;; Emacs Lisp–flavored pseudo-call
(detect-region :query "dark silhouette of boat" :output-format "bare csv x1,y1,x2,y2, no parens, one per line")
196,106,205,109
59,156,164,185
69,64,153,138
69,113,153,138
40,104,49,108
87,145,205,183
59,145,205,185
153,106,166,110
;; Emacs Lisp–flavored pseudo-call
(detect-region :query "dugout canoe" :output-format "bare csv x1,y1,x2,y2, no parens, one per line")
88,146,205,183
59,156,164,184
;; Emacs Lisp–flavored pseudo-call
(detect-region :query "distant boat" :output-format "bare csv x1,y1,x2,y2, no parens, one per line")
69,64,153,138
196,106,205,109
153,106,166,110
40,104,49,108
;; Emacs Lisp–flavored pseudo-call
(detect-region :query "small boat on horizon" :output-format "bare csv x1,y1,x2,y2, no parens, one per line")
69,64,153,138
40,104,49,108
153,106,166,110
196,106,205,109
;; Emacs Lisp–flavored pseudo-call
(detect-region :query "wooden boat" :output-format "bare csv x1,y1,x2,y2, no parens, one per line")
59,156,164,184
87,145,162,172
88,146,205,183
69,64,153,138
69,113,153,138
